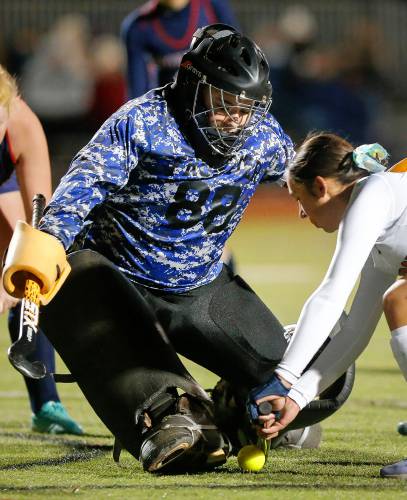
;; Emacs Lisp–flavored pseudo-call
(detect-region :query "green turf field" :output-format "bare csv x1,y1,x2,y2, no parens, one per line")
0,218,406,499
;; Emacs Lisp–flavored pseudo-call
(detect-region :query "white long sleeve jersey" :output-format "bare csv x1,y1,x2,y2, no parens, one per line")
276,171,407,408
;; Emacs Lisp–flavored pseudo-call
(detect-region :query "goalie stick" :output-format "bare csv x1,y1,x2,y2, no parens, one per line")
8,193,47,379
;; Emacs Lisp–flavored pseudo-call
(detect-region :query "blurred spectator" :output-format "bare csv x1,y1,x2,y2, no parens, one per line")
337,18,390,139
121,0,238,98
293,46,370,144
254,4,374,144
89,34,127,126
339,18,389,94
20,14,93,122
5,28,40,78
254,4,318,139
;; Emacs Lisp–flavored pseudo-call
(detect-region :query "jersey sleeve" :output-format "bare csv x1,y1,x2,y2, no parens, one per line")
261,125,294,184
287,255,395,408
210,0,240,28
120,12,150,99
40,110,139,250
275,175,395,386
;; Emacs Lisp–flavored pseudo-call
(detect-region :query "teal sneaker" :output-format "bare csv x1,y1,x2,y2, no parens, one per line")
32,401,84,435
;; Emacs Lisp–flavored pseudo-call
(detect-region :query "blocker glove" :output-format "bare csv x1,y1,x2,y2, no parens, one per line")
246,374,290,424
3,221,71,305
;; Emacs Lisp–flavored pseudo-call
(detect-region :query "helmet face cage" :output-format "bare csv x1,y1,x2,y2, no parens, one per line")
191,81,272,156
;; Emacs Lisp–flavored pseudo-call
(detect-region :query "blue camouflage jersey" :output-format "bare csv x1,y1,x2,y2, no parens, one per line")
40,87,294,292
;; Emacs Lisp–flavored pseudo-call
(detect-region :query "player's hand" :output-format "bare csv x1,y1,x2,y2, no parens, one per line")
246,374,290,424
399,256,407,276
0,280,19,314
257,397,300,440
255,394,285,429
3,221,71,305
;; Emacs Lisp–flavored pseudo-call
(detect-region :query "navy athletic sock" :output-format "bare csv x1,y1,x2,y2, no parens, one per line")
8,305,60,414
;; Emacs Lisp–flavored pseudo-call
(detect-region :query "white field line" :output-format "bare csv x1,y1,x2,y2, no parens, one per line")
239,264,315,284
0,391,84,400
0,391,27,398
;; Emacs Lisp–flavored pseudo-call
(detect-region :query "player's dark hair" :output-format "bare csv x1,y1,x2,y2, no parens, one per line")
288,132,370,190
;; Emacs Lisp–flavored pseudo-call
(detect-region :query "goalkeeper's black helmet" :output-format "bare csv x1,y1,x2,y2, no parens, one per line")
171,24,272,157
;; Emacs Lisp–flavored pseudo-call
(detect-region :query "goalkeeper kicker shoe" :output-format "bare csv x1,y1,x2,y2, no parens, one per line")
32,401,83,435
380,458,407,479
139,394,231,474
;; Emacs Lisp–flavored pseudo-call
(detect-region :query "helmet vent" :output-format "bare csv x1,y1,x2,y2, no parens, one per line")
240,48,252,67
230,35,240,48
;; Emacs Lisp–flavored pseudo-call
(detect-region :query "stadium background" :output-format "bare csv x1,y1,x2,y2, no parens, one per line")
0,0,406,187
0,1,406,497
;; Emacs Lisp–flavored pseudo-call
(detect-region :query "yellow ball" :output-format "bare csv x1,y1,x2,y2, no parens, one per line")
237,444,266,472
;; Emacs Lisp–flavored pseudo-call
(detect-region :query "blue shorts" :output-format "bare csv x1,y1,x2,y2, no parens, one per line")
0,171,19,194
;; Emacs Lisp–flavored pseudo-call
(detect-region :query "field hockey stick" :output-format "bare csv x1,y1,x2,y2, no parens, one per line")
8,193,47,379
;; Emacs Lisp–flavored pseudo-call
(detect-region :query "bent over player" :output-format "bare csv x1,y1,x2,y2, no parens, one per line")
3,26,352,473
0,65,82,435
246,133,407,478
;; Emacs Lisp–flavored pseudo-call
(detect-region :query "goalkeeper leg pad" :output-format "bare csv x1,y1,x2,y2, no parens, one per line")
40,250,209,460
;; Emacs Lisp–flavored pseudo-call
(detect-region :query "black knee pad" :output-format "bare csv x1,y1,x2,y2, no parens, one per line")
208,274,287,386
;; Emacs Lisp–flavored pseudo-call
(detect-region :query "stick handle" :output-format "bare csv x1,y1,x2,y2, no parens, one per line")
257,401,273,461
26,194,46,295
31,193,46,229
24,194,46,312
258,401,273,416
